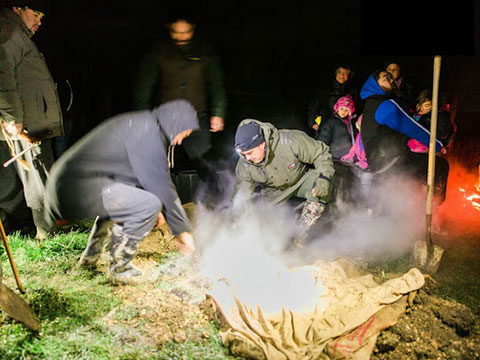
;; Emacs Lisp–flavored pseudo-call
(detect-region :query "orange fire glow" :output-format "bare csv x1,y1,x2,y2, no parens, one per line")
434,160,480,235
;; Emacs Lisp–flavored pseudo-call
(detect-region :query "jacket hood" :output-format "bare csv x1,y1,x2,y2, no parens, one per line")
360,74,387,100
152,99,199,145
237,119,278,166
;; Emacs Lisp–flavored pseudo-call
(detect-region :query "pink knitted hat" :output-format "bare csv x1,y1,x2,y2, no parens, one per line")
334,95,355,116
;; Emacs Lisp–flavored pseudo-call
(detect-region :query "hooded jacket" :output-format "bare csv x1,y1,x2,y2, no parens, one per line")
0,7,63,140
46,100,199,235
360,74,442,171
235,119,334,201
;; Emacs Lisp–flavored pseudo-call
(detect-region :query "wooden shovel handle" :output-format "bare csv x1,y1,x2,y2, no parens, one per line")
0,219,24,293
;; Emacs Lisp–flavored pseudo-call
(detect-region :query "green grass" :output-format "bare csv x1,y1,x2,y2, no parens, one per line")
0,231,238,360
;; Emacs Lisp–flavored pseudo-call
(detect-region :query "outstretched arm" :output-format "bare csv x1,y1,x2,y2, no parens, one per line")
376,99,443,152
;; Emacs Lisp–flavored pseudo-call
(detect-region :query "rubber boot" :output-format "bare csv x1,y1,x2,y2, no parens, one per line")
295,200,326,247
107,224,144,284
79,219,113,268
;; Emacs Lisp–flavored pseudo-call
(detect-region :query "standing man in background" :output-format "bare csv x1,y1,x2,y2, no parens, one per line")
0,0,63,239
133,11,227,203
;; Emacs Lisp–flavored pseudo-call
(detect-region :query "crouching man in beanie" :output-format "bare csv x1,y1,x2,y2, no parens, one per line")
233,119,335,243
46,100,198,284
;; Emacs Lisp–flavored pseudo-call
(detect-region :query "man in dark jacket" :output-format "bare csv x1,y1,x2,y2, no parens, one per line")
234,120,335,243
133,13,227,199
0,0,63,239
46,100,198,284
307,64,360,135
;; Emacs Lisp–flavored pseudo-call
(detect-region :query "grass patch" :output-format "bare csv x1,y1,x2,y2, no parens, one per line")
0,231,236,359
0,232,125,359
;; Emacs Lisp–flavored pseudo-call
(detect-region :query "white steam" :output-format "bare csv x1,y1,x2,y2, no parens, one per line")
297,172,427,264
188,170,427,315
193,192,325,315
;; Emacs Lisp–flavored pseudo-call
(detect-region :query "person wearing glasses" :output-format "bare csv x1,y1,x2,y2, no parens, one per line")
0,0,63,239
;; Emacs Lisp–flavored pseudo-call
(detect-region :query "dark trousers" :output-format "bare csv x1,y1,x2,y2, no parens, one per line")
100,182,162,238
57,179,162,239
0,141,34,229
403,153,450,204
174,113,220,198
0,141,26,214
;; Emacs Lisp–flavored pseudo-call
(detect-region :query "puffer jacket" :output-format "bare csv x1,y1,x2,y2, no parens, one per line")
360,74,442,171
0,7,63,140
235,119,334,201
316,114,357,160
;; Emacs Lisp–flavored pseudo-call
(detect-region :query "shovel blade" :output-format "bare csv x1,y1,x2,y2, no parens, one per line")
0,283,40,331
425,245,444,274
412,240,428,268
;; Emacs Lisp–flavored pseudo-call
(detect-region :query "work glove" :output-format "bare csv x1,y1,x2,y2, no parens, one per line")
312,176,330,198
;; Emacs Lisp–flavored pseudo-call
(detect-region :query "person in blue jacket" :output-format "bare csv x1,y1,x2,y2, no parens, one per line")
360,69,449,204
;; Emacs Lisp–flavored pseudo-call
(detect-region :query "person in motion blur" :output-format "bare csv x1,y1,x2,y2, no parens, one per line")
46,100,198,284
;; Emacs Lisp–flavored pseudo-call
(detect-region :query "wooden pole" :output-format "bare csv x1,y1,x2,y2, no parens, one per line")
0,219,24,293
425,55,442,243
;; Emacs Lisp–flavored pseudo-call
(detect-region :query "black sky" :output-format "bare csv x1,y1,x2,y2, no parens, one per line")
28,0,479,141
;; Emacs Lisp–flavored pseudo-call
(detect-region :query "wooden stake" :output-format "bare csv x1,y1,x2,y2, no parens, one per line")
0,219,24,293
424,55,444,273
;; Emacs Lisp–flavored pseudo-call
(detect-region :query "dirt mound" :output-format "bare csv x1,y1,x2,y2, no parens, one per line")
102,217,214,348
373,279,480,359
103,280,212,347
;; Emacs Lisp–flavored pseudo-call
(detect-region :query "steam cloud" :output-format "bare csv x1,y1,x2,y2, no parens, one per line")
189,171,426,314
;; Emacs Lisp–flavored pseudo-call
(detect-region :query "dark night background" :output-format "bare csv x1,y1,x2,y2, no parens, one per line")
28,0,479,168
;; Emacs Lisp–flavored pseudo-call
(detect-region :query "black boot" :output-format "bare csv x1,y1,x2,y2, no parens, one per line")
107,225,144,284
79,219,113,268
295,200,326,247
